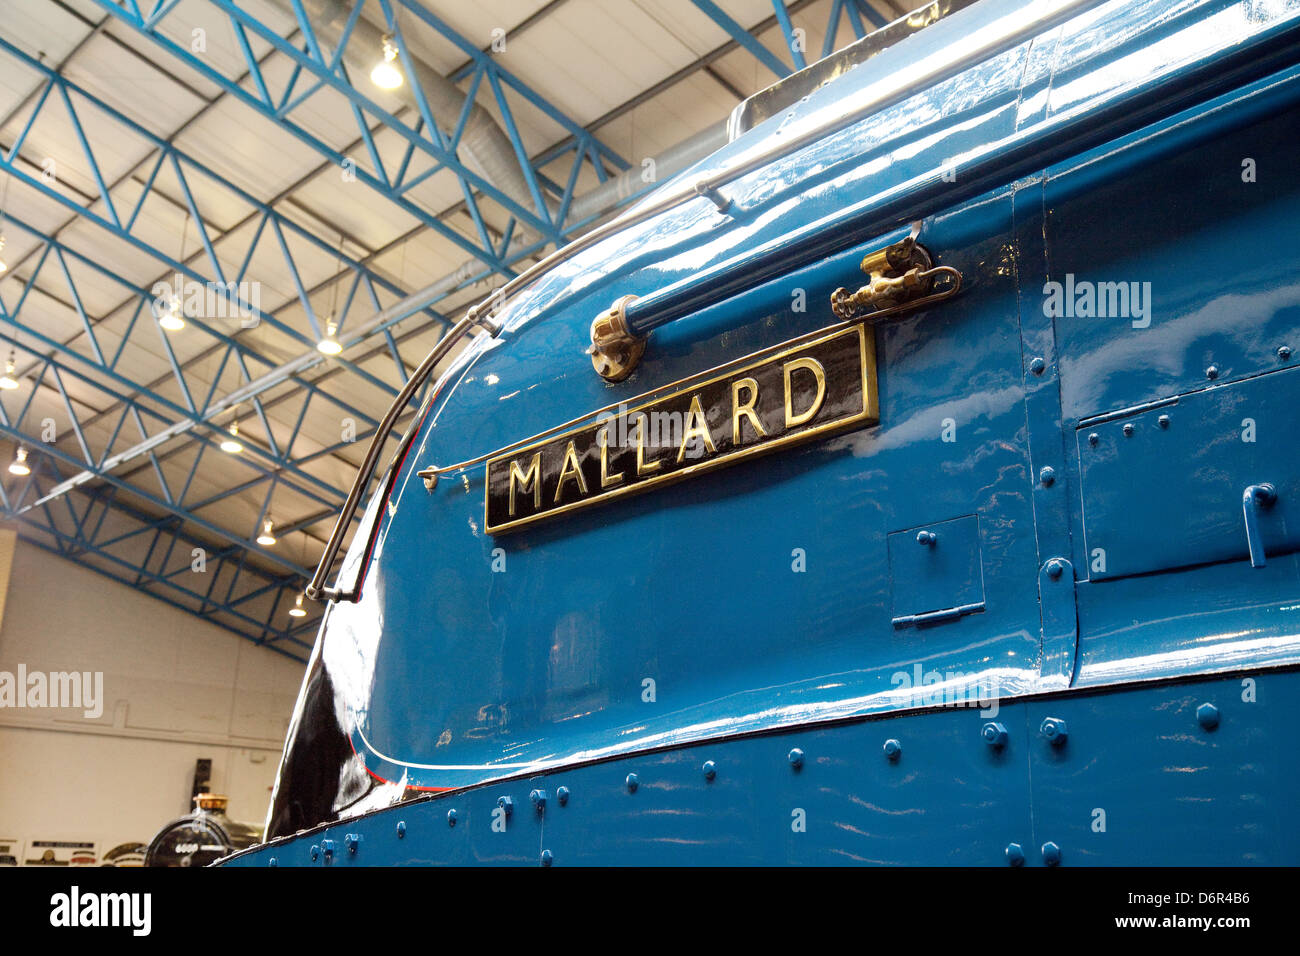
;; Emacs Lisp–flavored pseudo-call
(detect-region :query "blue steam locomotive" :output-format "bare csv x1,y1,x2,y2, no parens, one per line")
222,0,1300,867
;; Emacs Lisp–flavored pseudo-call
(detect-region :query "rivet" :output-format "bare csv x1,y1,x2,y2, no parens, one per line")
268,857,278,868
1087,432,1099,446
982,721,1008,748
541,849,554,867
883,738,902,760
1029,356,1046,375
1046,558,1065,580
626,773,639,793
1197,702,1220,730
1158,414,1170,428
1206,364,1219,380
916,530,937,546
1005,843,1024,867
1040,717,1068,746
1039,465,1055,486
530,789,547,811
321,839,334,860
447,808,458,827
497,795,513,815
309,844,319,861
1279,345,1292,361
345,833,360,854
787,748,805,769
395,820,406,839
702,760,717,781
1122,423,1134,437
556,786,570,806
1041,841,1062,866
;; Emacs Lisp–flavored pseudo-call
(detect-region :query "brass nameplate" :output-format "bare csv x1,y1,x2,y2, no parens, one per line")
484,321,878,534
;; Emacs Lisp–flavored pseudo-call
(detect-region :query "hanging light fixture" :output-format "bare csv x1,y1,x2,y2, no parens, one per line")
159,211,189,331
9,446,30,476
370,34,404,90
158,292,184,332
316,320,343,355
0,351,18,390
257,518,277,546
289,591,308,618
220,419,244,454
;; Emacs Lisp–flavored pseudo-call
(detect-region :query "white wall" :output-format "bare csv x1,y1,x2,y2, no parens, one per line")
0,540,307,864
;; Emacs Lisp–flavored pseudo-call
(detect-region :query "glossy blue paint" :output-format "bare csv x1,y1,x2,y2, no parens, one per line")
226,667,1300,865
243,0,1300,862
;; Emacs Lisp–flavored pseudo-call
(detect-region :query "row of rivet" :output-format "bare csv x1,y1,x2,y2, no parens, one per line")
277,701,1223,867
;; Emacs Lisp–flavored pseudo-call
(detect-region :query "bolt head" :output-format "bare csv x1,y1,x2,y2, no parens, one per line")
1029,356,1046,375
1041,841,1062,866
309,845,319,862
1197,702,1220,730
787,748,805,769
702,760,717,781
626,773,639,793
1279,345,1292,361
446,808,458,827
395,820,406,839
1039,466,1056,486
1206,364,1219,380
1040,717,1068,745
1122,423,1135,436
982,721,1008,747
556,786,570,806
1005,843,1025,867
1088,432,1099,446
883,738,902,760
530,789,547,811
1158,414,1170,429
1046,558,1065,579
268,857,278,868
541,849,554,867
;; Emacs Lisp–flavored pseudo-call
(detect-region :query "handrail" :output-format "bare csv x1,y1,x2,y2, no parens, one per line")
305,315,478,601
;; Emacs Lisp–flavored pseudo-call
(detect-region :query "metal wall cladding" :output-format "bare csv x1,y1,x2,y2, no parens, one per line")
1077,368,1300,580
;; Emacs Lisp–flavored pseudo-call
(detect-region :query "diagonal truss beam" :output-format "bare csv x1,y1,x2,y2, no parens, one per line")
5,459,317,660
86,0,632,277
0,34,436,396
